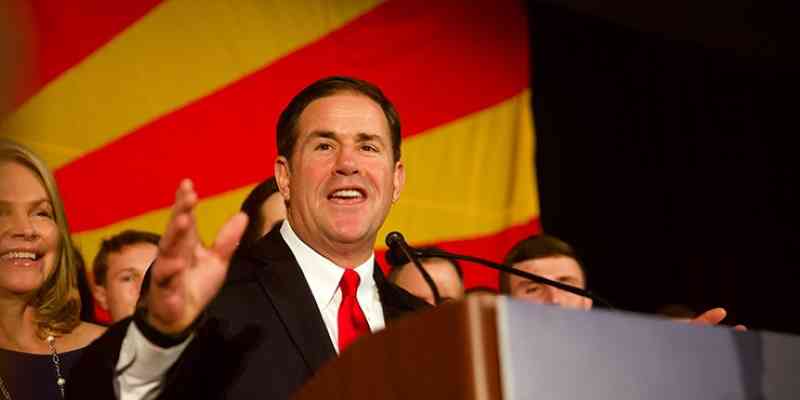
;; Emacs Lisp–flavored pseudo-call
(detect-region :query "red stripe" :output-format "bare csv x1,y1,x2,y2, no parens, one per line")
56,0,529,233
17,0,162,104
377,218,542,290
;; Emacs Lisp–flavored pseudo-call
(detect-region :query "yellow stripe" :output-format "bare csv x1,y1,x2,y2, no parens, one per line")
1,0,382,169
379,90,538,247
73,90,537,268
73,183,258,272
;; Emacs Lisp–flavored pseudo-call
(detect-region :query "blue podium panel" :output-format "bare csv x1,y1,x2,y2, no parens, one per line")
497,297,800,400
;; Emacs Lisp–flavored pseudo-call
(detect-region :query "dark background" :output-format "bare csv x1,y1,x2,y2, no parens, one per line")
527,1,797,333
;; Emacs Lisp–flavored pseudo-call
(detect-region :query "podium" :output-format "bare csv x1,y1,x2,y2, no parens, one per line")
294,296,800,400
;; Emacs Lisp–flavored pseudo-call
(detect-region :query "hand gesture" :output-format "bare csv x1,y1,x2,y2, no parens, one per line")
675,307,747,332
146,179,247,335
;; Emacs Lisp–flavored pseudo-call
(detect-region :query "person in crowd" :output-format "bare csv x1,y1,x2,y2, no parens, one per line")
387,246,465,305
91,230,159,324
231,177,286,266
499,234,744,329
237,177,286,248
0,139,105,399
465,286,499,296
499,234,592,310
68,76,428,400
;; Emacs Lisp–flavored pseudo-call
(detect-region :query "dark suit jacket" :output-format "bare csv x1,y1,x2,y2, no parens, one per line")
68,226,428,400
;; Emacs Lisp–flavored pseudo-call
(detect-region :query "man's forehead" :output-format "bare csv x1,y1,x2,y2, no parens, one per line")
514,256,584,279
296,93,390,138
109,242,158,260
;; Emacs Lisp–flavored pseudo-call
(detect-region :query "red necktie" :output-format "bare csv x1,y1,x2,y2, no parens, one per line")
337,269,370,351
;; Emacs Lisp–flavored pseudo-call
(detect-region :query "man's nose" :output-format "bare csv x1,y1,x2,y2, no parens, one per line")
334,147,359,176
541,287,560,305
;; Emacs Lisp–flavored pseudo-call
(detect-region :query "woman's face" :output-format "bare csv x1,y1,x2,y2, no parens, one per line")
0,160,60,297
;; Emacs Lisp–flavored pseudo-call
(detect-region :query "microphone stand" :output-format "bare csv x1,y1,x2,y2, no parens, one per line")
387,233,442,305
415,248,615,309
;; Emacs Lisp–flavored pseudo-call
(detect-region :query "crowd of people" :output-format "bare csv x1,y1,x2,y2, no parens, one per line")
1,76,741,400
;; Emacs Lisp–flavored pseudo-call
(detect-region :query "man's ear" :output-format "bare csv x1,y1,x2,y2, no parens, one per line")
391,161,405,202
275,156,291,203
92,285,108,311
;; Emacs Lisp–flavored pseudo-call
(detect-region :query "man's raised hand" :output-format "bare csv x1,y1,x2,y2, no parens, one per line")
146,179,248,335
673,307,747,332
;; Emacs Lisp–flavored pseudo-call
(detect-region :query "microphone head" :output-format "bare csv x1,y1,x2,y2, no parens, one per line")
385,231,405,248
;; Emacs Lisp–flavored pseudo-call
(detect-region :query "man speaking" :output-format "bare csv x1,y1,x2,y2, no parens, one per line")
70,76,428,400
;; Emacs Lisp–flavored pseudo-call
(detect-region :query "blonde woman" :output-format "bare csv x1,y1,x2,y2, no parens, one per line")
0,139,104,400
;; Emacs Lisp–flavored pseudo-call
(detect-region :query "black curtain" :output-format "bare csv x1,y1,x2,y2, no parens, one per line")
528,1,797,333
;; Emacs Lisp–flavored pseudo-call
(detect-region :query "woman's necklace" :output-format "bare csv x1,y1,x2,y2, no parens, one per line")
0,335,66,400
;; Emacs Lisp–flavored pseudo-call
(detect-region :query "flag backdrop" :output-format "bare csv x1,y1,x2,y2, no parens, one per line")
1,0,540,293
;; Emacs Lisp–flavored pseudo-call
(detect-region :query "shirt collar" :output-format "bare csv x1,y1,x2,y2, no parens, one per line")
280,220,376,308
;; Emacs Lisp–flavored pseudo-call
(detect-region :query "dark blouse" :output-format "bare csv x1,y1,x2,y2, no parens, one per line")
0,346,85,400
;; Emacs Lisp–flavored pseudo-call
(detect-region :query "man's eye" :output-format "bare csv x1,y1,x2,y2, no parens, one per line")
525,286,540,294
361,144,378,152
315,143,333,151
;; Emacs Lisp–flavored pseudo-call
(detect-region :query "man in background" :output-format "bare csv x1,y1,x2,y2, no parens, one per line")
387,246,465,305
499,234,592,310
499,234,743,329
92,230,160,323
237,176,286,247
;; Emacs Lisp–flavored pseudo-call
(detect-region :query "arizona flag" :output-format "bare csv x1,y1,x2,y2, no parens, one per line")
1,0,539,291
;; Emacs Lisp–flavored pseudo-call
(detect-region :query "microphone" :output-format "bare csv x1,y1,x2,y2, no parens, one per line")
389,232,614,309
385,232,442,305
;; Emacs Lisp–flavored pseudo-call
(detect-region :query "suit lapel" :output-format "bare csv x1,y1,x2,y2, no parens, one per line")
247,228,337,372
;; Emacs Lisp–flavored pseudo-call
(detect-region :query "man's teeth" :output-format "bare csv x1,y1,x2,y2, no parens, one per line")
1,251,38,260
331,190,363,199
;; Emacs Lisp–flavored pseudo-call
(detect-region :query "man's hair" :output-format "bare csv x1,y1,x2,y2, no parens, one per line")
498,234,587,294
465,286,499,295
276,76,402,162
1,139,81,337
386,246,463,282
93,230,160,286
239,176,280,247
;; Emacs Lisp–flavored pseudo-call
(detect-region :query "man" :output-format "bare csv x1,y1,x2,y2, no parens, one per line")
499,234,744,328
237,176,286,247
499,234,592,310
387,246,465,305
69,76,428,400
91,230,160,323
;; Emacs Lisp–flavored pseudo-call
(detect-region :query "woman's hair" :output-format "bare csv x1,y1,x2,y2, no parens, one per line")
0,139,81,337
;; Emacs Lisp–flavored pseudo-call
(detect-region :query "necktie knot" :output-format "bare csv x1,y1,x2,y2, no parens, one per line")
339,269,360,298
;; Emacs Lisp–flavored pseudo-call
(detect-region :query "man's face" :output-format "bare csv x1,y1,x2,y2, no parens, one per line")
94,242,157,322
508,256,592,311
258,192,286,236
392,258,465,305
276,93,404,263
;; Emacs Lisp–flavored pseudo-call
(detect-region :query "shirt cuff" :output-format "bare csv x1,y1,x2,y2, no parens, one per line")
116,320,194,382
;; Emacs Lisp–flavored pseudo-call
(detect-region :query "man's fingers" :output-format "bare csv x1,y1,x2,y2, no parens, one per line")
691,307,727,326
734,324,748,332
160,213,192,257
172,179,197,214
212,212,249,262
161,179,199,255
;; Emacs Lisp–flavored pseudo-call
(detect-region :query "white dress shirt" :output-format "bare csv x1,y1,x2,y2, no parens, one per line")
115,219,385,399
280,220,385,353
